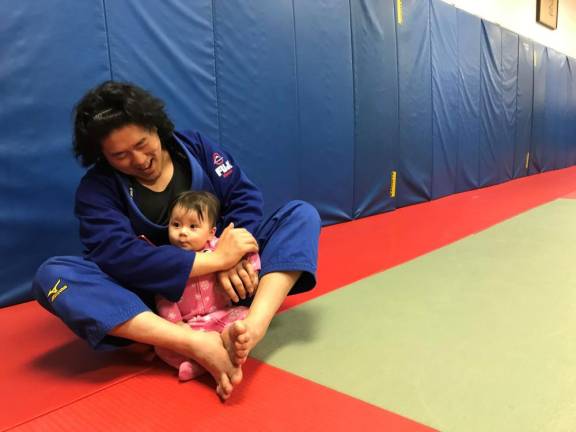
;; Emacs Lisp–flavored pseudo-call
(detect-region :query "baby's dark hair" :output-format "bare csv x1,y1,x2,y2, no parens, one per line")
73,81,175,167
169,191,220,227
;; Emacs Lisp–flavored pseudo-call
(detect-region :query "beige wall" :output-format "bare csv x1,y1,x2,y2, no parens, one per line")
443,0,576,59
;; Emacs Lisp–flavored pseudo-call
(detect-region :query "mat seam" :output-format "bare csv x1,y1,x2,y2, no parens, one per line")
2,367,154,432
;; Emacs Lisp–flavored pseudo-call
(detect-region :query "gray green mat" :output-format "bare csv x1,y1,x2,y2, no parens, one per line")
253,199,576,432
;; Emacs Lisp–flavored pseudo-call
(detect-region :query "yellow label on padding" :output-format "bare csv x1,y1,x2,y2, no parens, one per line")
525,152,530,169
390,171,397,198
397,0,404,25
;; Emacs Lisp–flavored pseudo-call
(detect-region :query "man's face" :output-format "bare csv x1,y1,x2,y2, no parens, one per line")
101,124,165,185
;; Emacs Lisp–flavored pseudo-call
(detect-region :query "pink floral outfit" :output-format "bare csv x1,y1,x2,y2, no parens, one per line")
155,238,260,381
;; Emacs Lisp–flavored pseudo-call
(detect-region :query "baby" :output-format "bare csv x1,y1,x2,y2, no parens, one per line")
155,190,260,381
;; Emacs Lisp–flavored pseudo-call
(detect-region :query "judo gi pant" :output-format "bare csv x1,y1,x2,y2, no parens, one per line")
32,201,320,350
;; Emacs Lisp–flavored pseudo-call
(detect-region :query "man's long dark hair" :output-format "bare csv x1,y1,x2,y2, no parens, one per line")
73,81,175,167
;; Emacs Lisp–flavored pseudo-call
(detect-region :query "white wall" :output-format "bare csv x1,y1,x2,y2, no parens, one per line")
443,0,576,59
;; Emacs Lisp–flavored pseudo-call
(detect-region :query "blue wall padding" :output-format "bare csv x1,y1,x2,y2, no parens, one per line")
455,10,481,192
530,43,548,174
501,29,519,181
562,58,574,168
396,0,433,206
350,0,398,217
569,59,576,167
563,57,576,167
546,49,562,171
514,38,534,178
212,0,300,216
293,0,355,224
553,52,571,170
2,0,576,306
105,0,220,140
534,47,563,172
431,0,458,199
479,21,504,187
542,49,565,171
0,1,111,306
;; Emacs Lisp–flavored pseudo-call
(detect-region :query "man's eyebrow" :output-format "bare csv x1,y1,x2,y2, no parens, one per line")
111,138,146,156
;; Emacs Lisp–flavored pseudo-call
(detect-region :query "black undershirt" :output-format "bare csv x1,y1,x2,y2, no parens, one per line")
132,149,191,226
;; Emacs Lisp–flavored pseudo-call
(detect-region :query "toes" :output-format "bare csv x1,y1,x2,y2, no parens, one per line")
235,339,249,349
233,320,247,336
236,333,249,344
217,368,242,400
218,373,233,399
230,368,243,386
222,320,253,366
235,347,249,358
216,384,230,401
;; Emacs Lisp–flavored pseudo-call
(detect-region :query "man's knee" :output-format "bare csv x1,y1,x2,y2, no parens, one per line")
33,256,86,313
285,200,321,227
32,257,62,312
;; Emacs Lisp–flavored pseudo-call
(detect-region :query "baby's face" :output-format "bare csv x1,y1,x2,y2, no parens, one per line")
168,206,215,251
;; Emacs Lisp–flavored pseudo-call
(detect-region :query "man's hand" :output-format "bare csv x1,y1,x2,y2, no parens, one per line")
214,223,259,269
217,259,259,303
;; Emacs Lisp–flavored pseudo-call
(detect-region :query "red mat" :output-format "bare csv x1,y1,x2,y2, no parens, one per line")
0,301,154,431
3,304,433,432
10,359,434,432
562,190,576,199
283,167,576,311
4,166,576,431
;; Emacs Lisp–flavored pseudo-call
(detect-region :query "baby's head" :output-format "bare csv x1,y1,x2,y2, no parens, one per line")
168,191,220,251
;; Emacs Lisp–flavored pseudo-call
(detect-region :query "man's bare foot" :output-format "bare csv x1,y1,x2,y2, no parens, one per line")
186,330,243,400
222,319,266,366
222,321,249,366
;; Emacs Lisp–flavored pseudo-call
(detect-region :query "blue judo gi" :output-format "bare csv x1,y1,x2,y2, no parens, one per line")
33,131,320,350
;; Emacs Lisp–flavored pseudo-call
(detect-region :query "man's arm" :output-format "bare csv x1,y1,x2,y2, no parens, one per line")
76,169,194,302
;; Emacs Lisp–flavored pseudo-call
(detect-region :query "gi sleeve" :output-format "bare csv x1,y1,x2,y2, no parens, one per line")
75,169,193,302
178,131,264,236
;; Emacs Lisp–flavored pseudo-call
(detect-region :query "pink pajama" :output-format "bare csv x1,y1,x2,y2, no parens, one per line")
155,242,259,380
